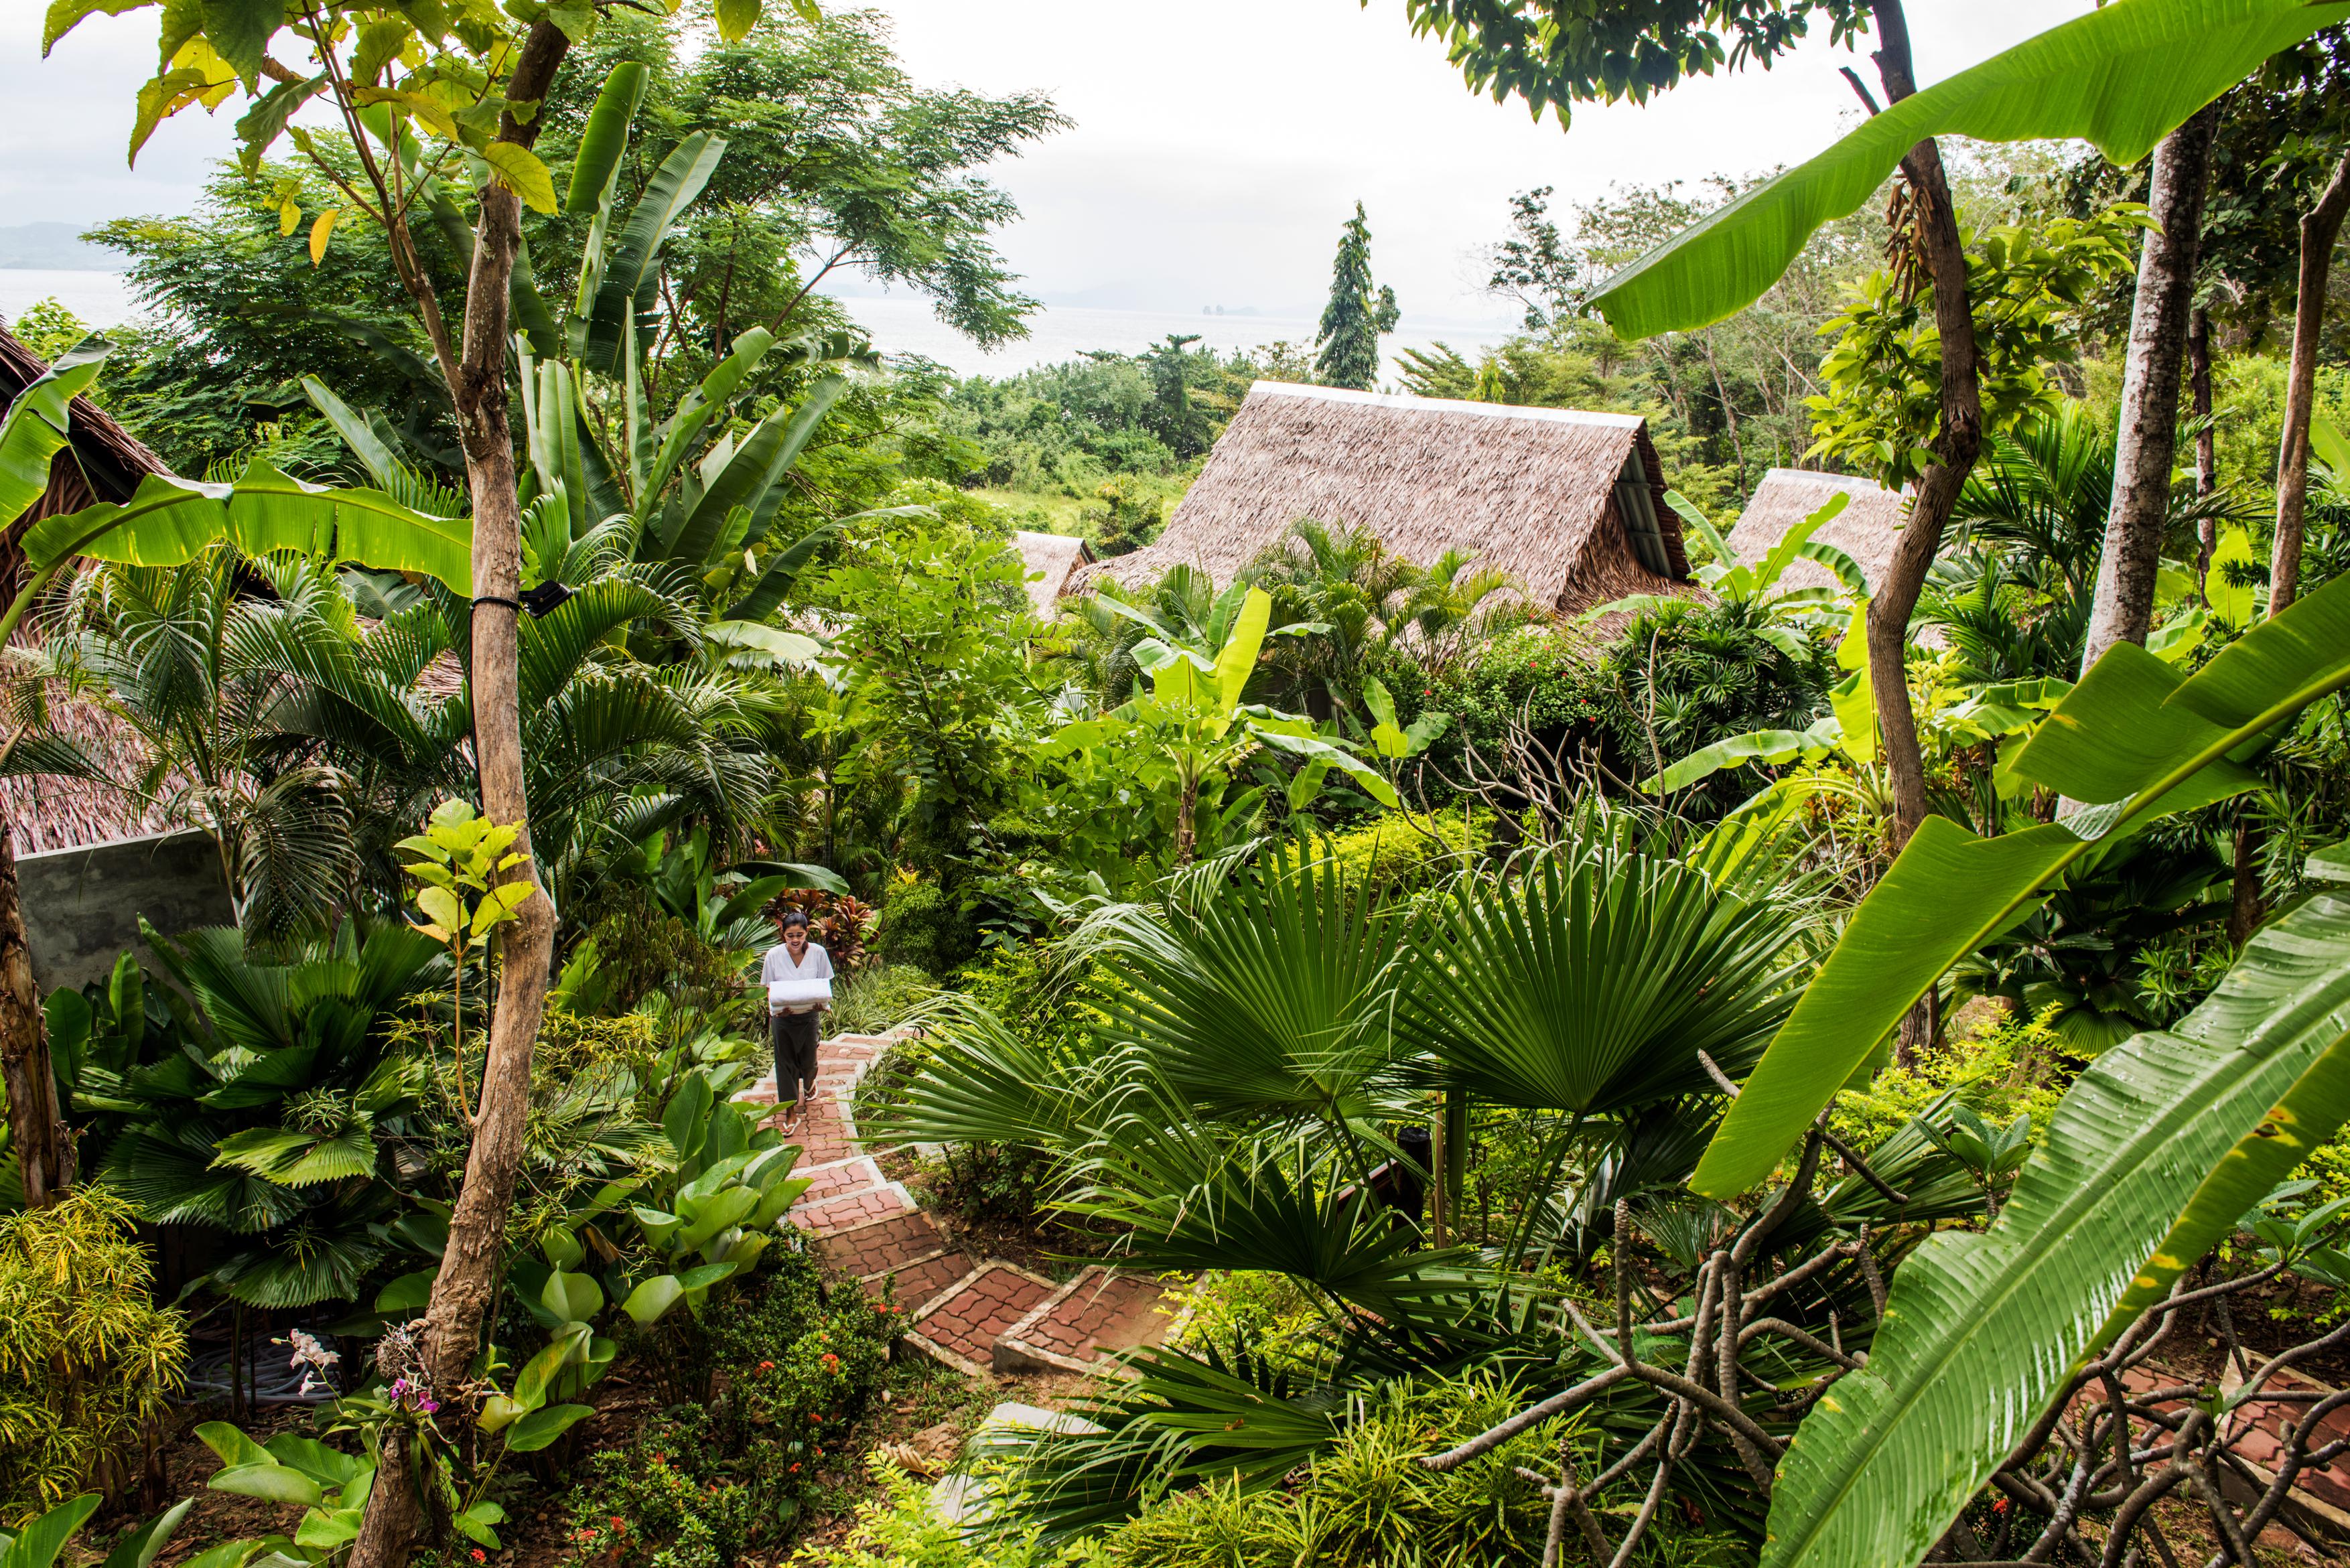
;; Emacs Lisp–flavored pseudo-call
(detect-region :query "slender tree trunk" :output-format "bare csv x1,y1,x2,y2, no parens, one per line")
2189,306,2217,593
1864,3,1983,853
2268,147,2350,620
347,25,569,1568
1867,2,1982,1068
2227,811,2264,950
2083,107,2219,674
0,812,70,1206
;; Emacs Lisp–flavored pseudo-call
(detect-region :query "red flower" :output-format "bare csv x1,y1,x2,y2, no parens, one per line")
610,1518,625,1530
757,1360,776,1372
470,1553,486,1563
1992,1497,2010,1514
809,1413,823,1424
788,1463,801,1474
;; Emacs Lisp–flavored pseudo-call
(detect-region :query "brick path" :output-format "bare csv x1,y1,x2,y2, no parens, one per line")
733,1027,1187,1380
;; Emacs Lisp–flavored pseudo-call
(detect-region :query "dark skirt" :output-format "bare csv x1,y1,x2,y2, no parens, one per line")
770,1008,822,1100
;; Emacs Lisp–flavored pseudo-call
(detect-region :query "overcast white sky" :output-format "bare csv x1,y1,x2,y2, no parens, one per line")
6,0,2100,321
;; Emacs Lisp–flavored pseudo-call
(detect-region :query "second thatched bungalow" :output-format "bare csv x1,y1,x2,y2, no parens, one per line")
1066,382,1694,616
1725,467,1913,597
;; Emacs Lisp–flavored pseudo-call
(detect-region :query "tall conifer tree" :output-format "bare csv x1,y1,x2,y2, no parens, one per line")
1315,202,1399,389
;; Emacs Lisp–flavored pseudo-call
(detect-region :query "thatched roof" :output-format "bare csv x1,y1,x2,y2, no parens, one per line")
1011,530,1093,620
1726,468,1913,597
1066,382,1691,617
0,322,176,605
1,635,179,855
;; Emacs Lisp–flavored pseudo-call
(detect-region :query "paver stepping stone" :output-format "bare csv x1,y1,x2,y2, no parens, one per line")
796,1155,886,1205
902,1261,1057,1379
994,1267,1188,1375
817,1210,948,1277
860,1248,975,1307
794,1181,916,1234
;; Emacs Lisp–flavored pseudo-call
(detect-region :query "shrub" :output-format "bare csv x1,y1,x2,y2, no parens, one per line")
831,965,937,1037
1271,812,1486,906
1096,1373,1728,1567
790,1455,1106,1567
1168,1272,1332,1378
1829,1007,2075,1157
876,881,979,974
562,1243,898,1566
0,1188,188,1520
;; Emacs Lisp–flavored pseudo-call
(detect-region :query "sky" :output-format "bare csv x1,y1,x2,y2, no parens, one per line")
3,0,2101,326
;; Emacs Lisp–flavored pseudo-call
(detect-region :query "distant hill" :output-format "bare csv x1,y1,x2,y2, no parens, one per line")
0,223,125,271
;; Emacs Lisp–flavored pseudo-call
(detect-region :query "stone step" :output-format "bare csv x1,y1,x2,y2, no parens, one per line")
815,1210,951,1279
794,1154,888,1206
793,1181,916,1234
901,1261,1058,1381
993,1268,1190,1376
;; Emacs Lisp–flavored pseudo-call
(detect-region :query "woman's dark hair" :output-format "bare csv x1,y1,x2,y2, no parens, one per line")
778,909,811,931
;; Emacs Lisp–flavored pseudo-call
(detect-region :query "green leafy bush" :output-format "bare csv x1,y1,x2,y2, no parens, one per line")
1167,1272,1332,1378
1096,1374,1724,1567
561,1244,898,1567
0,1188,188,1520
790,1455,1107,1567
877,881,979,974
1827,1007,2075,1158
830,965,937,1036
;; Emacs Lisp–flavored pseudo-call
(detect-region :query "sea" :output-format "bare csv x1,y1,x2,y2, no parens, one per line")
0,269,1519,383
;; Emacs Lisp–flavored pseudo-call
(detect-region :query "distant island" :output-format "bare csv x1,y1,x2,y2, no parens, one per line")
1200,305,1260,316
0,222,123,271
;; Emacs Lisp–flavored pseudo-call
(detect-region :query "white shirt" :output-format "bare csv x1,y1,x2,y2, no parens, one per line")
760,940,833,1013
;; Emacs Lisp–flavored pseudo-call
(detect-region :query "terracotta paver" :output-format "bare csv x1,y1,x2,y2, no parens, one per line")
996,1269,1186,1374
794,1182,914,1234
904,1263,1056,1378
859,1249,975,1307
814,1210,947,1277
796,1155,886,1206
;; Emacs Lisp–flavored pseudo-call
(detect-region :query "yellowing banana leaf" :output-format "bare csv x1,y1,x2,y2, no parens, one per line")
1762,846,2350,1568
1590,0,2349,340
1691,571,2350,1199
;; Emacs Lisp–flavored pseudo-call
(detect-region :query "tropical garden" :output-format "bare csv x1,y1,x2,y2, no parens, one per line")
1,1,2350,1567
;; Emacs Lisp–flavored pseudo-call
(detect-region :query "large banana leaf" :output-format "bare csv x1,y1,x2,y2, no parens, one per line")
573,131,726,376
3,460,472,644
1589,0,2349,340
1762,844,2350,1568
650,376,846,569
0,336,107,519
565,60,650,324
1692,572,2350,1198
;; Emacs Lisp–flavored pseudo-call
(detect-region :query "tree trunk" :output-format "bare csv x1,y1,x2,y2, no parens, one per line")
2189,305,2217,593
2081,107,2218,674
2268,147,2350,620
1866,1,1983,853
0,811,70,1207
346,25,570,1568
2227,812,2264,950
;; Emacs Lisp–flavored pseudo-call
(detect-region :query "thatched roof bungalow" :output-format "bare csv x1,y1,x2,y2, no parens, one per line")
0,322,174,603
1011,530,1093,620
1726,468,1913,598
1067,382,1693,617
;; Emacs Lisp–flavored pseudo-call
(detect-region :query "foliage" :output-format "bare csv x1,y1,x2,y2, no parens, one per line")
1695,570,2350,1198
561,1243,898,1568
1314,203,1400,392
0,1190,187,1520
874,881,979,977
789,1455,1102,1568
1758,843,2350,1567
1167,1271,1333,1380
1807,210,2147,489
1572,0,2343,340
827,965,936,1037
1825,1008,2073,1159
70,920,443,1308
1097,1375,1599,1567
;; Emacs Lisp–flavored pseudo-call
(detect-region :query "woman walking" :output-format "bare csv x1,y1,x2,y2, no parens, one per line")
762,910,833,1133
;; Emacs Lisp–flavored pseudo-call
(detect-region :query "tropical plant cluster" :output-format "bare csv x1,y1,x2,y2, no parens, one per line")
5,2,2350,1568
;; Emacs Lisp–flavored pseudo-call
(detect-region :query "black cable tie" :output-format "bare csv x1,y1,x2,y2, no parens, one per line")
471,595,522,612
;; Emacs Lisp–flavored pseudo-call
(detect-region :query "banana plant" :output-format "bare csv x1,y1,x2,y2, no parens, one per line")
1588,490,1866,657
0,342,471,647
0,1493,209,1568
619,1070,810,1328
1044,586,1395,864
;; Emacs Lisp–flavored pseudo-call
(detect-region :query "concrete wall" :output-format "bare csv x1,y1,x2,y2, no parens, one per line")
21,828,235,992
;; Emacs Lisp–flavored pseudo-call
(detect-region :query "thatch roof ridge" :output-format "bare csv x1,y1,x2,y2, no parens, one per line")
1010,530,1093,620
1067,380,1690,619
1726,468,1913,596
0,324,173,500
